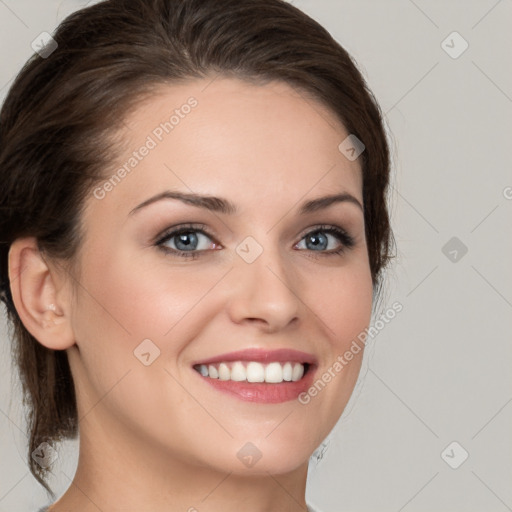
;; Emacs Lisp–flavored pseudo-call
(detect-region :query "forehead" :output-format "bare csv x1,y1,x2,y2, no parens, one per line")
87,76,363,220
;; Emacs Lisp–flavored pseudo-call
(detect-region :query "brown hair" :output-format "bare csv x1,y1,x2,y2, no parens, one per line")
0,0,394,496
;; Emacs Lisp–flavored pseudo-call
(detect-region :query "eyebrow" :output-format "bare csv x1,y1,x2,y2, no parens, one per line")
129,190,363,216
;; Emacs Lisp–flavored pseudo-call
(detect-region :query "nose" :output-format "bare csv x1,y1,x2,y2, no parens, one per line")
226,244,302,333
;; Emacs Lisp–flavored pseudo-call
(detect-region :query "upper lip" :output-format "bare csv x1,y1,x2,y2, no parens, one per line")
192,348,318,366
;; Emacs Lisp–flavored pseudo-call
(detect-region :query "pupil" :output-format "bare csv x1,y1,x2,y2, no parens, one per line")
177,232,197,250
308,232,327,250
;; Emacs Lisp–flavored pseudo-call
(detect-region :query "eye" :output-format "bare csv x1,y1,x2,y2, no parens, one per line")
155,223,355,260
155,224,219,259
295,225,355,257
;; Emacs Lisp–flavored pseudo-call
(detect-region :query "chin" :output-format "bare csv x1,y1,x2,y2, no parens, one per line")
194,428,322,476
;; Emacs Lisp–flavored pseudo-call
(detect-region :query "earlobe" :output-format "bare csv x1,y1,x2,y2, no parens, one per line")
8,237,75,350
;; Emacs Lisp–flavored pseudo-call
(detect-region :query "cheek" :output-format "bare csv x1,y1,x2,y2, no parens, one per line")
297,259,373,432
71,248,228,364
313,259,374,347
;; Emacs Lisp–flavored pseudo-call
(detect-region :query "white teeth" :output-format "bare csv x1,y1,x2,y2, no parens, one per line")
282,362,293,381
218,363,230,380
230,361,246,381
265,362,283,383
208,364,218,379
246,362,265,382
196,361,307,383
291,362,304,381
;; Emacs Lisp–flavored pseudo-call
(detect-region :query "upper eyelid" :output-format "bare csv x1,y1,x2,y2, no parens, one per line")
155,223,211,243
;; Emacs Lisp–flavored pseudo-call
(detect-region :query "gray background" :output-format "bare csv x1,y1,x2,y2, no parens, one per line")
1,0,511,511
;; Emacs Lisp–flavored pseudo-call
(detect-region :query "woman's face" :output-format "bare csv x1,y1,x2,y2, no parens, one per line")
66,76,373,476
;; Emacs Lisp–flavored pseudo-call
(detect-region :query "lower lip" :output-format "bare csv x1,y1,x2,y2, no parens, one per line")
195,366,316,403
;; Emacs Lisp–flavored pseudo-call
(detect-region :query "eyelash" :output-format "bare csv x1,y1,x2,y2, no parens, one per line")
154,223,355,260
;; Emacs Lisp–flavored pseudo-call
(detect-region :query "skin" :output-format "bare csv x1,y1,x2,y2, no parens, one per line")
9,76,373,511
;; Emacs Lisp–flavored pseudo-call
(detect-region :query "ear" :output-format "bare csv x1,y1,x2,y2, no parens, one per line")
8,237,75,350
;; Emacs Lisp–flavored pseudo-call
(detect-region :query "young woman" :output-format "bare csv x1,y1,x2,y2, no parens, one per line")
0,0,394,510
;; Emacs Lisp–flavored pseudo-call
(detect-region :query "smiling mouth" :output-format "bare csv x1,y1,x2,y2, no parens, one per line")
193,361,311,384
